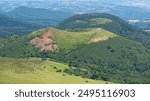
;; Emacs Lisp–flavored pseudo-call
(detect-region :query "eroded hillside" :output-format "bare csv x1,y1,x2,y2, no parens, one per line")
31,30,58,51
29,27,116,51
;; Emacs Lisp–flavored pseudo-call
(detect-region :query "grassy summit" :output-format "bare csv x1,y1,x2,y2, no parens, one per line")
29,27,116,49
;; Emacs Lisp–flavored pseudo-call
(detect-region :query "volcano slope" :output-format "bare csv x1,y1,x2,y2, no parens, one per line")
58,13,150,44
0,27,116,84
0,13,150,84
0,27,150,84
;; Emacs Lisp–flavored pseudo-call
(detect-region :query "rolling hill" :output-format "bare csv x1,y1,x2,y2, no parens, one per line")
0,27,116,84
0,13,150,84
64,37,150,83
0,26,150,84
29,27,117,50
0,27,116,57
6,6,74,26
58,13,150,44
0,57,112,84
0,13,43,35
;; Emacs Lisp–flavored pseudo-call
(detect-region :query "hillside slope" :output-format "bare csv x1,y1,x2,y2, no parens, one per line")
0,13,43,35
7,6,74,26
64,37,150,83
0,27,116,57
58,13,150,44
0,58,112,84
0,26,150,84
29,27,116,50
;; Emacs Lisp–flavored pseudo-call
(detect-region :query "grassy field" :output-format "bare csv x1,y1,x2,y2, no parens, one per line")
56,28,116,49
72,18,112,25
0,57,113,84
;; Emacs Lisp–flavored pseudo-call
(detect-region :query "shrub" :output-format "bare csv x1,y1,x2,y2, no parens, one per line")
56,70,62,72
53,67,57,69
85,80,89,83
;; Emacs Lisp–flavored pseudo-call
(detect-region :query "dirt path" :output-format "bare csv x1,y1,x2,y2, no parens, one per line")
88,32,109,43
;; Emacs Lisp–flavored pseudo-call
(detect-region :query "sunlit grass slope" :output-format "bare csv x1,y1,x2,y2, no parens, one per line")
0,58,113,84
29,27,117,49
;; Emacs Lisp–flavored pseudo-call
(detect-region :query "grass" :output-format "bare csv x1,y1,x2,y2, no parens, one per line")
27,27,50,38
72,18,112,26
56,28,116,49
89,18,112,25
0,57,114,84
28,27,117,49
55,28,96,49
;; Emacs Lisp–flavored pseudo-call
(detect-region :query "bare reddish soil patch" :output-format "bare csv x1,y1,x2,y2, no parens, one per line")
30,30,58,51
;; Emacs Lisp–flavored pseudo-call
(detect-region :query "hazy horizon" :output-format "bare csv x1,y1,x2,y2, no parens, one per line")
0,0,150,14
1,0,150,8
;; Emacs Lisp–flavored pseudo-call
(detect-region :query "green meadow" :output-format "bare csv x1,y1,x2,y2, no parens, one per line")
67,18,112,27
0,57,113,84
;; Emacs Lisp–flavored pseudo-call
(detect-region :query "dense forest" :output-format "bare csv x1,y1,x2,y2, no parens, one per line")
63,37,150,83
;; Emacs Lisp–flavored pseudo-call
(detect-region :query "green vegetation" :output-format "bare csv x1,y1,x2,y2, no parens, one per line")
0,34,39,58
0,27,116,58
55,28,116,49
7,6,74,26
58,13,133,32
0,13,43,35
70,18,112,27
28,27,116,49
0,58,112,84
28,27,50,38
0,13,150,84
90,18,112,24
58,13,150,44
64,37,150,83
0,26,150,84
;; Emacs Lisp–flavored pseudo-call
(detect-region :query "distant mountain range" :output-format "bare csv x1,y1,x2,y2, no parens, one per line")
0,13,43,35
0,7,74,35
6,6,74,26
1,0,150,20
105,5,150,20
1,0,150,30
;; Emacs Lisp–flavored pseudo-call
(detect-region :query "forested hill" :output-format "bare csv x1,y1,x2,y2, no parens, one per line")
0,13,43,35
0,27,150,83
58,13,150,44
